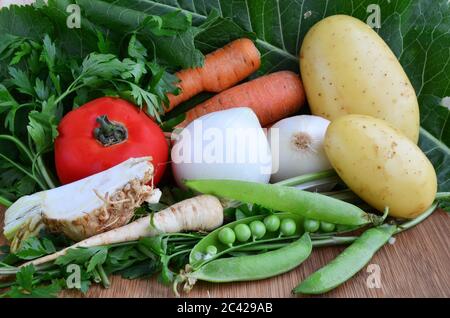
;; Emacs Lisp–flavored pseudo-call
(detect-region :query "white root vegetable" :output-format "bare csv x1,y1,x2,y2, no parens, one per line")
267,115,331,182
4,157,161,252
171,107,272,188
26,195,223,266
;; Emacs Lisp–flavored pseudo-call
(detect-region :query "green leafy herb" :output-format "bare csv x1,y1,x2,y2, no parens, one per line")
8,67,34,96
15,236,56,260
55,246,107,267
0,264,62,298
0,232,203,297
86,248,108,272
116,260,160,279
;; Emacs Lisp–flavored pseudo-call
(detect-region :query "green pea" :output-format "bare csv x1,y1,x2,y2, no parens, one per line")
234,224,252,242
280,218,297,236
320,221,336,233
205,245,217,255
249,220,266,240
304,219,320,233
264,215,281,232
189,212,306,268
218,228,235,246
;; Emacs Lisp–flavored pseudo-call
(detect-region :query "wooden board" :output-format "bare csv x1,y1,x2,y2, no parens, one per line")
1,207,449,298
0,0,449,299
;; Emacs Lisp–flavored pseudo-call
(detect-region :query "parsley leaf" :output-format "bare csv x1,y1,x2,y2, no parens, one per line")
127,34,147,62
27,96,60,154
34,78,49,101
0,264,62,298
16,264,35,291
86,247,108,272
139,236,166,256
8,67,34,96
55,246,106,267
15,236,56,260
40,34,56,72
128,82,160,120
24,280,63,298
121,58,147,83
10,41,32,66
0,84,20,132
116,260,160,279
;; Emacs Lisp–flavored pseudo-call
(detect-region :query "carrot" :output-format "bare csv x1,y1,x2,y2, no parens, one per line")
19,195,223,267
177,71,306,127
165,38,261,112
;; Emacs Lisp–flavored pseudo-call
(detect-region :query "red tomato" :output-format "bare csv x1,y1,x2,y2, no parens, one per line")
55,97,168,185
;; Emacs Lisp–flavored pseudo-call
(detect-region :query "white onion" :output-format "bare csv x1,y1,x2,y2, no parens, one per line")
171,107,272,187
267,115,331,182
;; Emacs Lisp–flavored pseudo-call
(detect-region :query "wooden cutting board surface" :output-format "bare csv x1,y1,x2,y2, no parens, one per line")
1,0,449,300
1,206,449,298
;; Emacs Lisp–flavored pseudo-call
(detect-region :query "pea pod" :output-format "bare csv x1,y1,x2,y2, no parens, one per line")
186,179,379,226
188,233,312,283
189,213,304,269
293,224,396,294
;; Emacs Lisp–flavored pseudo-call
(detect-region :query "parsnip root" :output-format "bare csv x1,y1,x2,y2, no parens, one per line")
26,195,223,266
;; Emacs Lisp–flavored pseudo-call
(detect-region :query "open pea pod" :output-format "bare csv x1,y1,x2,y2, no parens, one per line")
188,233,312,284
186,179,380,226
189,213,305,269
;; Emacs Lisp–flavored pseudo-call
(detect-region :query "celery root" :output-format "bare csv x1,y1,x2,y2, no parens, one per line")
27,195,223,266
4,157,159,251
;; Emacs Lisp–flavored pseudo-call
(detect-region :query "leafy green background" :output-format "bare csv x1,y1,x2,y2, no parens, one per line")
97,0,449,193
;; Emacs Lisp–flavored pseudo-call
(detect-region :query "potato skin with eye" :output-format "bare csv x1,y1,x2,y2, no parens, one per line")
324,115,437,219
300,15,420,143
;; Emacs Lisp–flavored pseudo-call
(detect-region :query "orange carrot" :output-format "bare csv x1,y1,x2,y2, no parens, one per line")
177,71,306,127
165,38,261,112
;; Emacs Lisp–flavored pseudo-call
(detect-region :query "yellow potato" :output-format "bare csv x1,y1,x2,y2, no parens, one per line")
324,115,437,219
300,15,420,143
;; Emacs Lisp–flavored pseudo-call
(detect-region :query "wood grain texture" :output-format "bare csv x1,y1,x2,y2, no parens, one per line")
1,0,449,300
1,206,449,298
